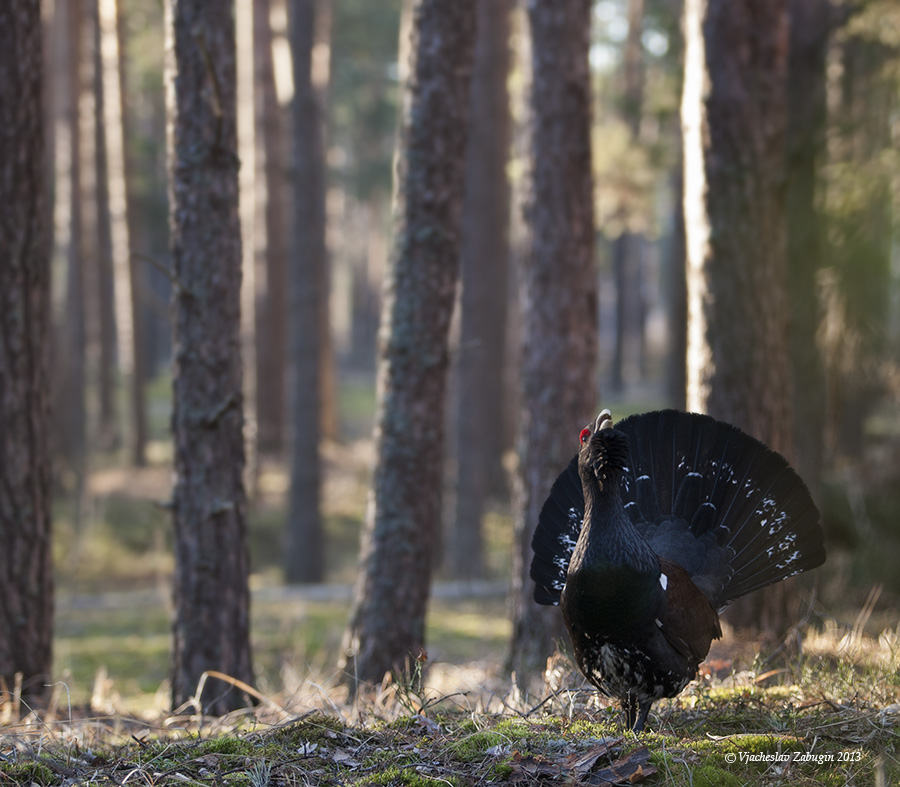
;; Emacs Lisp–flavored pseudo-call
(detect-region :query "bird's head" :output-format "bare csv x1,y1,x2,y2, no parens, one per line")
577,409,631,492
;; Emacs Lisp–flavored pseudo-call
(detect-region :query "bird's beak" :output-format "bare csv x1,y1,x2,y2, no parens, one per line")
595,409,613,432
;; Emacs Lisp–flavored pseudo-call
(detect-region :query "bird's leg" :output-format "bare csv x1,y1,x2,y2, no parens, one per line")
623,694,638,730
632,699,652,732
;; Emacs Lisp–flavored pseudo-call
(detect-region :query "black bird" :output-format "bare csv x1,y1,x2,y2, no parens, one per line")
530,409,826,731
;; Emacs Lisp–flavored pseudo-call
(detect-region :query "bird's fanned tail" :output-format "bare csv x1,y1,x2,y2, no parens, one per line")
530,409,826,610
531,454,582,605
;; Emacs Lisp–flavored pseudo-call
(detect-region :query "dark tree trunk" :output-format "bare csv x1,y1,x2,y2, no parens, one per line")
664,159,687,410
682,0,794,632
167,0,254,715
254,0,289,458
342,0,476,686
285,0,327,584
449,0,513,581
786,0,831,496
509,0,598,686
0,0,53,702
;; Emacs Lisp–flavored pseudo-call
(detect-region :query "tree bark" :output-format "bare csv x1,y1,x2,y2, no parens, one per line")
682,0,794,632
0,0,53,702
167,0,254,715
342,0,476,686
236,0,258,493
98,0,148,466
664,158,687,409
93,0,119,451
786,0,831,496
509,0,598,686
254,0,289,457
285,0,327,584
610,0,646,395
449,0,513,581
54,0,88,513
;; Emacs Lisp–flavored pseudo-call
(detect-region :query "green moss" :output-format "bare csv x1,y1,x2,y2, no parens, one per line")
716,734,789,755
194,736,254,757
693,763,746,787
352,765,458,787
265,714,346,748
564,717,620,739
490,718,533,739
447,730,507,761
0,762,57,787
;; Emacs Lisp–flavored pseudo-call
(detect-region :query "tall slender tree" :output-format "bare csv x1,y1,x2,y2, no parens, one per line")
97,0,148,466
342,0,477,686
610,0,646,395
786,0,833,495
285,0,327,584
93,0,119,450
682,0,794,631
0,0,53,701
449,0,513,581
509,0,598,684
254,0,289,457
55,0,88,514
166,0,254,714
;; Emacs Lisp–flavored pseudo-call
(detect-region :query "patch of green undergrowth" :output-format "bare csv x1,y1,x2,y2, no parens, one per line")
3,668,899,787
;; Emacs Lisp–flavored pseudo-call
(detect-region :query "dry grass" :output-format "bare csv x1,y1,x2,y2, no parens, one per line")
2,615,898,786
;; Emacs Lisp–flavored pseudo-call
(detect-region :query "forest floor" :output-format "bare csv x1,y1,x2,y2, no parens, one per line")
1,617,899,787
7,392,900,785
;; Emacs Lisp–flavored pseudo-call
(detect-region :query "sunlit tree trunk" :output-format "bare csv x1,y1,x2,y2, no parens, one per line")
449,0,513,581
509,0,598,685
682,0,793,632
98,0,148,466
167,0,254,715
342,0,476,686
314,0,338,445
93,0,119,451
237,0,258,492
0,0,53,703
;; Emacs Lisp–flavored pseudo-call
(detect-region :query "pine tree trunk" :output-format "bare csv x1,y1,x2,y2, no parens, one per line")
664,159,687,409
787,0,832,496
342,0,476,686
285,0,327,584
509,0,598,686
611,0,646,395
449,0,513,581
682,0,794,632
98,0,148,466
236,0,258,494
167,0,254,715
93,0,119,451
0,0,53,702
55,0,88,514
254,0,289,457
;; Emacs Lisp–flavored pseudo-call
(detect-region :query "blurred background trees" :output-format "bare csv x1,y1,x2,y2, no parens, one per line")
4,0,900,705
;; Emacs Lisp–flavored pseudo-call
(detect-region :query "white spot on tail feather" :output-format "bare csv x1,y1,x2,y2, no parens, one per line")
660,573,668,591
